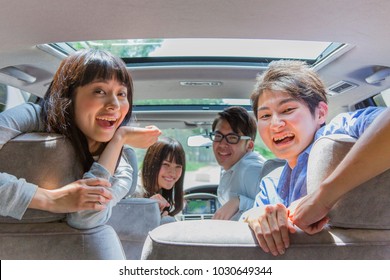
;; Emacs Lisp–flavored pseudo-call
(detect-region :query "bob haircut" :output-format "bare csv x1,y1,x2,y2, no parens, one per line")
41,49,133,171
141,137,186,216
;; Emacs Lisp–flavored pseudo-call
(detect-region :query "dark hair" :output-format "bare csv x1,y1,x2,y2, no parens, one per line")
250,60,328,119
141,137,186,216
212,106,257,140
40,49,133,171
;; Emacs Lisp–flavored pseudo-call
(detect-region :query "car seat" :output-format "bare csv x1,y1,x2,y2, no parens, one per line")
141,134,390,259
0,132,161,259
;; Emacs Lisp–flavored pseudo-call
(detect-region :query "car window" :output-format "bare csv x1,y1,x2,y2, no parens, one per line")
0,83,33,113
132,126,274,192
373,88,390,107
133,127,221,192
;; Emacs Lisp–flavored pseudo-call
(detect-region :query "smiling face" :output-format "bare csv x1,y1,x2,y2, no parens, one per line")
157,159,183,191
74,78,129,153
212,119,253,170
256,90,327,168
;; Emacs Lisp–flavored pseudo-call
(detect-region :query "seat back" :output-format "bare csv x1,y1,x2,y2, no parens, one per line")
141,134,390,259
0,133,125,259
307,134,390,229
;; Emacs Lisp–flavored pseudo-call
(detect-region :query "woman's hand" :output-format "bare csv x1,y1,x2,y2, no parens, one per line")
30,178,112,213
243,203,296,256
150,193,170,214
118,125,161,149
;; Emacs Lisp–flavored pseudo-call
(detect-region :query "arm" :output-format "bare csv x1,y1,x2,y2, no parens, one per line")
1,104,109,219
97,125,161,174
238,161,264,212
0,103,122,220
291,107,390,234
212,197,239,220
65,125,161,229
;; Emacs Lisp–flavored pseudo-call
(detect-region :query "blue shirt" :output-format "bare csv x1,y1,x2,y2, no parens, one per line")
254,106,385,207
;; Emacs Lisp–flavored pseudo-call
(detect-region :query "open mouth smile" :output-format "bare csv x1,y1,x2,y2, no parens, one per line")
273,133,295,145
96,116,119,128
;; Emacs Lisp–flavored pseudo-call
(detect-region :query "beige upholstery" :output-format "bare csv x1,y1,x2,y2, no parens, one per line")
142,134,390,259
0,133,161,260
307,134,390,229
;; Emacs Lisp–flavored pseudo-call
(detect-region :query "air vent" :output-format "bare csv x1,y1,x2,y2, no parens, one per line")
328,80,357,95
180,81,223,86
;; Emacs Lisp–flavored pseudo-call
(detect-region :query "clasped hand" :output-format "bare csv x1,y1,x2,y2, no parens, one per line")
244,203,296,256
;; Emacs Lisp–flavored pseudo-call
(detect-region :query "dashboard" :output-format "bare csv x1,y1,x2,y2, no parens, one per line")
176,185,220,221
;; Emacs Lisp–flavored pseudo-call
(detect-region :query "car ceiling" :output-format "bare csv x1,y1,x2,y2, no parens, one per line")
1,0,390,125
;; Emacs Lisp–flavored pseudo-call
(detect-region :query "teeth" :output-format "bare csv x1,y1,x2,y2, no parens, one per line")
164,177,174,181
96,117,117,122
274,133,294,141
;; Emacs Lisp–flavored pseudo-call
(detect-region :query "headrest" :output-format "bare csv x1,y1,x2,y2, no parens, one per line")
307,134,390,229
0,133,83,223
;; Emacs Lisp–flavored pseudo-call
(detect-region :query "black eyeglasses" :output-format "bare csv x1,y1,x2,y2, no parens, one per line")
209,132,251,144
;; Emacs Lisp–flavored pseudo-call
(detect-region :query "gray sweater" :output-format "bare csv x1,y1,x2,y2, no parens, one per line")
0,103,134,229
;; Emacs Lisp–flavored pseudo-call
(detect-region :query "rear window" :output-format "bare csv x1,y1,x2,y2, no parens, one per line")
0,83,34,113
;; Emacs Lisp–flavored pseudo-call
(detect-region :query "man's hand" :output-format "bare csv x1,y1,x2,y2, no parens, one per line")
289,193,331,235
212,197,239,220
243,204,296,256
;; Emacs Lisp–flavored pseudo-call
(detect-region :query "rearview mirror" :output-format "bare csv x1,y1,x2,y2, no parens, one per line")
187,135,212,147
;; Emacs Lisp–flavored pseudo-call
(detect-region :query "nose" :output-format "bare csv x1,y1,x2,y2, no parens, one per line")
270,114,285,130
166,165,176,175
106,94,120,110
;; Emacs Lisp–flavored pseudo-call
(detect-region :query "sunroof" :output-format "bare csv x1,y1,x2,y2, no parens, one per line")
134,98,250,106
47,38,344,66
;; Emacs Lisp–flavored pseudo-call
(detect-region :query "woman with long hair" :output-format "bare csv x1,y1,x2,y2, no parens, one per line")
137,137,185,216
0,49,161,229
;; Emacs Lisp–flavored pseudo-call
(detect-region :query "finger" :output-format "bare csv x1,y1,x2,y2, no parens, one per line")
261,210,279,256
83,177,111,187
288,219,297,234
249,220,270,253
305,217,330,235
85,201,107,211
84,186,113,201
276,205,290,250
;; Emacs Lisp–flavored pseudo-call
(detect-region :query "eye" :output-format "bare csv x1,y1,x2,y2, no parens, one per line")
117,91,127,98
258,113,271,120
282,107,296,114
94,89,106,95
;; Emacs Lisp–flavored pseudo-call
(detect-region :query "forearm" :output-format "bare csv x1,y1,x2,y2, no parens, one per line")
98,130,126,175
66,160,132,229
0,173,37,219
320,108,390,208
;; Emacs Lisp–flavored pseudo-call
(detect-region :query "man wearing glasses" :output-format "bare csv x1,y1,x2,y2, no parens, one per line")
210,106,265,220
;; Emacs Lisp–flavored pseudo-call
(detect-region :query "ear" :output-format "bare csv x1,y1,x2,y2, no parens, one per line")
316,101,328,125
247,139,255,152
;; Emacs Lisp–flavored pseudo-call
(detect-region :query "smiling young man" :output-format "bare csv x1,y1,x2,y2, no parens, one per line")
210,106,265,220
243,60,387,256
